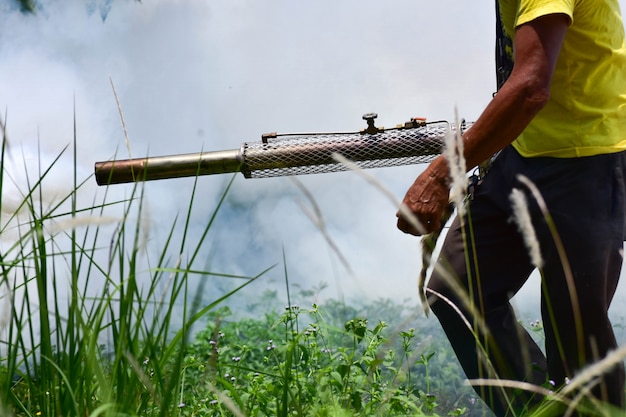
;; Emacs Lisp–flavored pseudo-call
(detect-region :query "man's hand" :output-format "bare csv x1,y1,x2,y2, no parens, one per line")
396,156,450,236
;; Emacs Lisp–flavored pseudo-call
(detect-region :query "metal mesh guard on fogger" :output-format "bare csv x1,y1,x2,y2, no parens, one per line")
241,121,464,178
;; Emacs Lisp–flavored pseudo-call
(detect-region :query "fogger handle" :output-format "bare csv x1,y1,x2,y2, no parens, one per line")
94,149,243,185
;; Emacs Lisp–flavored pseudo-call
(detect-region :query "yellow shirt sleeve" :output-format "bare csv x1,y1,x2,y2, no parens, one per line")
516,0,574,27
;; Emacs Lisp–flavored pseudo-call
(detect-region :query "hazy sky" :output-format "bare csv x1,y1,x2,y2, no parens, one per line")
2,0,626,317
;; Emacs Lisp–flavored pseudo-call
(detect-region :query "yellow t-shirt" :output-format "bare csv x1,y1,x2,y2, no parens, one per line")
498,0,626,157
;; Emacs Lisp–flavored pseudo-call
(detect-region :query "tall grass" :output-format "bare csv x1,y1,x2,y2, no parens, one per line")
0,113,481,416
0,115,263,416
2,106,625,417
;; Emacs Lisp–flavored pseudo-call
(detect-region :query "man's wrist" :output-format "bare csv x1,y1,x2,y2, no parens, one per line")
427,157,451,188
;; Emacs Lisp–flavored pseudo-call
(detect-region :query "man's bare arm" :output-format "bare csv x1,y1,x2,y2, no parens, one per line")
397,13,569,236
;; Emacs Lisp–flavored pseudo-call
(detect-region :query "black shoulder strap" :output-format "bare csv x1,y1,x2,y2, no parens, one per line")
495,0,514,91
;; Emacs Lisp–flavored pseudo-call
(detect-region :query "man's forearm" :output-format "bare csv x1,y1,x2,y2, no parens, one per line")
461,74,549,171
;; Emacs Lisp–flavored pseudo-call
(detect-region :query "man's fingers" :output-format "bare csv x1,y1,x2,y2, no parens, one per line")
396,210,438,236
396,204,428,235
396,217,420,236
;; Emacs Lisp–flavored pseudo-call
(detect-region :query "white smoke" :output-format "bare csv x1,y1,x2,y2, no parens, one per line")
3,0,621,327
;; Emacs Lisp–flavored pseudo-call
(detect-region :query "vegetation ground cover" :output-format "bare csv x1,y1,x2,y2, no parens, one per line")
1,120,625,416
0,122,482,416
178,295,482,417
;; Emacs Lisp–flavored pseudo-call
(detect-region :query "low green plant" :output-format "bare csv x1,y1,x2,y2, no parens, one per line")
180,298,480,417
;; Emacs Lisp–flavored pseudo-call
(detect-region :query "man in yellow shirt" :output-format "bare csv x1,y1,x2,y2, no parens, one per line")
397,0,626,415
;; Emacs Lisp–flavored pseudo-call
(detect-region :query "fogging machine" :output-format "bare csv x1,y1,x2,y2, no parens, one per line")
94,113,469,185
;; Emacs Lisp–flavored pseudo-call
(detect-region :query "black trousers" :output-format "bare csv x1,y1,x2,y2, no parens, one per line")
427,146,626,416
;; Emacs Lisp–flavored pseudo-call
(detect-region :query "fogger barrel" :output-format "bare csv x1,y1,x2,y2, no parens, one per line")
94,114,469,186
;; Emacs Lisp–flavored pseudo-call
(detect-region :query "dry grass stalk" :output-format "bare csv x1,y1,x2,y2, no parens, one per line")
290,176,355,276
444,109,468,215
509,188,543,269
516,174,585,368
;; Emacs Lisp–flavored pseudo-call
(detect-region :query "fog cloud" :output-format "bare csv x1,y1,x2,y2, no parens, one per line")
2,0,623,319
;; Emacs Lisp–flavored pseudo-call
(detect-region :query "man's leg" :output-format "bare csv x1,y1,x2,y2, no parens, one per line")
427,212,548,416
